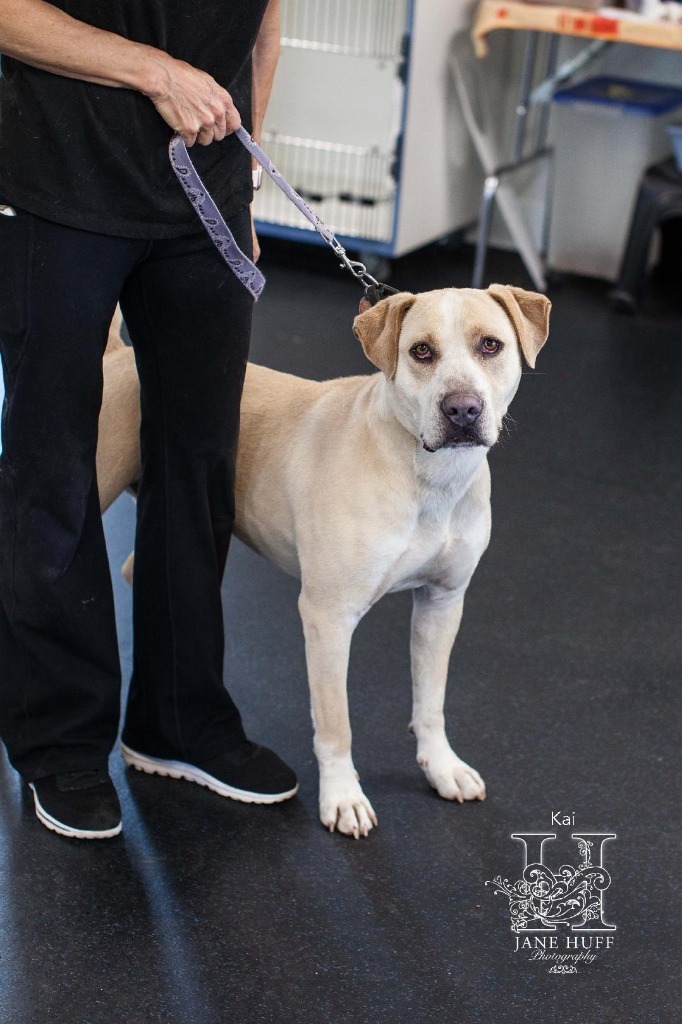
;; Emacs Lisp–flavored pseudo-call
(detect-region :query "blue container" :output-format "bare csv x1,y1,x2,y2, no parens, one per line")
553,76,682,117
550,75,682,279
667,125,682,172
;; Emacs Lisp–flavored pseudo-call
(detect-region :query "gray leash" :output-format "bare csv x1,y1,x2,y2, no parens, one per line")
169,128,397,305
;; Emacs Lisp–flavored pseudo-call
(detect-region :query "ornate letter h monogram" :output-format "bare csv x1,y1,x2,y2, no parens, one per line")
486,832,616,934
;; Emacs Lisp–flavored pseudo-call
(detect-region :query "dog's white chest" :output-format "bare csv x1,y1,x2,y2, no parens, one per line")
384,493,490,596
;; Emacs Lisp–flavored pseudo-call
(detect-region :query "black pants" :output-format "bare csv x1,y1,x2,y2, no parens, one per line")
0,204,254,782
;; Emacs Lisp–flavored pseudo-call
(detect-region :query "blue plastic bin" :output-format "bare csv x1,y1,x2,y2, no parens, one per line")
550,76,682,279
553,77,682,117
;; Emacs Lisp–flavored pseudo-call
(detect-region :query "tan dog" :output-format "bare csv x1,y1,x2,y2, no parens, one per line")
98,285,550,839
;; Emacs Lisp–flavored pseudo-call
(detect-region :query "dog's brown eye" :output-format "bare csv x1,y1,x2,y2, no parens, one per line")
481,337,502,355
412,343,432,360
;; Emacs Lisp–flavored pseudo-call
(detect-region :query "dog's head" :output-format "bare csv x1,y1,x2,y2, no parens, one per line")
352,285,550,452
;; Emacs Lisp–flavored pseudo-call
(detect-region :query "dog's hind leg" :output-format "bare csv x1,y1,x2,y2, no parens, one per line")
410,586,486,803
106,304,125,353
121,551,134,586
298,590,377,839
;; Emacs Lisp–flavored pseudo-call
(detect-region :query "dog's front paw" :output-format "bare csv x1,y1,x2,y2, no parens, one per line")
319,779,378,839
418,747,486,803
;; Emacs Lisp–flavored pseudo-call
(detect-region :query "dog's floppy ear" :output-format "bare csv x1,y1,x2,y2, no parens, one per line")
352,292,416,379
486,284,551,369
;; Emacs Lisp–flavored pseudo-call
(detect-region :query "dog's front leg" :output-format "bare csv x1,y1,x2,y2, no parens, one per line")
410,587,486,803
298,592,377,839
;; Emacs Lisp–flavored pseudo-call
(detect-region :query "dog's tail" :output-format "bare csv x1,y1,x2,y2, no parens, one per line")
121,551,134,586
106,304,126,354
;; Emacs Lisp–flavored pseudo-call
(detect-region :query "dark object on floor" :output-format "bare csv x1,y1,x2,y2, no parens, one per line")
29,769,122,840
121,740,299,804
610,158,682,314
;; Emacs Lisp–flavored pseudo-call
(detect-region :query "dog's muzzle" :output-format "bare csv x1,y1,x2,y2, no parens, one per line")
420,393,489,452
440,393,483,428
422,430,488,453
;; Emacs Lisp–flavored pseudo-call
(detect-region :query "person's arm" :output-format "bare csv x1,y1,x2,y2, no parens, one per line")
249,0,280,261
251,0,280,146
0,0,240,146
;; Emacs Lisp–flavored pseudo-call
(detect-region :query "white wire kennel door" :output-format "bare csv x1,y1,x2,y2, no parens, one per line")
256,132,396,243
281,0,408,61
253,0,410,248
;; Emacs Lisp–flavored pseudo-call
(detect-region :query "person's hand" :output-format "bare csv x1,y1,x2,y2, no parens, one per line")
144,56,241,147
250,206,261,263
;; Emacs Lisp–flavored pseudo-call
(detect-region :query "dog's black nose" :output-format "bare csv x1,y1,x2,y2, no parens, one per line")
440,394,483,426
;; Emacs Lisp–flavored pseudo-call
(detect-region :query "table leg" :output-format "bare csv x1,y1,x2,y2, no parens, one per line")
472,175,500,289
512,32,539,162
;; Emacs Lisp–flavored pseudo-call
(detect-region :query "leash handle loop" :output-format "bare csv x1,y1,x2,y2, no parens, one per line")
169,134,266,300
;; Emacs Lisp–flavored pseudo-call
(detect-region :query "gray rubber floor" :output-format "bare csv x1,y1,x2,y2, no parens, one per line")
0,240,679,1024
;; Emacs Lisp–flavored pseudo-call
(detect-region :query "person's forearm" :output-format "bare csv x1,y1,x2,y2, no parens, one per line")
251,0,280,144
0,0,171,97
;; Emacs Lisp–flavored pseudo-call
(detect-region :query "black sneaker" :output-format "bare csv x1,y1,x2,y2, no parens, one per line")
121,741,298,804
29,769,122,840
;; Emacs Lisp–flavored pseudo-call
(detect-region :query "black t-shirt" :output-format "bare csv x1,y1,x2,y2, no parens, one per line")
0,0,269,238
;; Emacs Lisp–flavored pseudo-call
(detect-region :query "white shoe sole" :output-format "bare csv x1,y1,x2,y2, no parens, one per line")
120,743,298,804
29,783,122,840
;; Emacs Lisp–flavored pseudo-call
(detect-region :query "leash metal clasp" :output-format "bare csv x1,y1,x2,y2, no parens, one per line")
331,240,379,289
331,239,399,306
